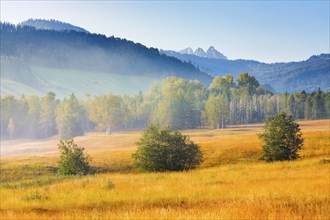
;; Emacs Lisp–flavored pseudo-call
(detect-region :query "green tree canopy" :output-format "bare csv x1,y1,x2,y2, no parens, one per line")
209,74,234,96
153,77,204,129
204,93,230,129
39,92,57,137
132,124,203,171
88,93,128,132
58,138,91,175
237,72,260,95
259,112,304,162
56,94,85,138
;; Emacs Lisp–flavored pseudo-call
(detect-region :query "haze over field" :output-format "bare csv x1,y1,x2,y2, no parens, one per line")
1,2,329,97
0,1,329,220
1,1,329,150
0,19,329,97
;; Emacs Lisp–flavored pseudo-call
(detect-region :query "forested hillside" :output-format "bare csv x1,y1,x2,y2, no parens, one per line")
0,23,212,97
20,19,90,33
2,74,329,140
162,50,330,93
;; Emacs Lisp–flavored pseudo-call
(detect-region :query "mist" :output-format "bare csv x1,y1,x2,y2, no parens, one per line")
0,22,212,99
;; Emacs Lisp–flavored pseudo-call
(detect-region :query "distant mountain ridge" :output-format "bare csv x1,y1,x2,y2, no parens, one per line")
174,46,227,60
20,19,90,33
162,50,330,93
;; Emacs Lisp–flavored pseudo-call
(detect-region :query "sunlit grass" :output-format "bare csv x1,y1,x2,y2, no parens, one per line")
1,119,329,219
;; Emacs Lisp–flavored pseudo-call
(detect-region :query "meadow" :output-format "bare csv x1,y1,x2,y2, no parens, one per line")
0,120,329,219
1,66,160,98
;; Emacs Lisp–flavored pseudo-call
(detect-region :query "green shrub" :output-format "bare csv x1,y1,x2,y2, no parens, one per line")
57,139,91,175
132,124,203,171
259,112,304,162
105,180,115,189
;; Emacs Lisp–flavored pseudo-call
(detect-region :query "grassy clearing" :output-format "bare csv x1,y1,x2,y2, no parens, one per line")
32,66,160,98
0,120,329,219
1,66,161,98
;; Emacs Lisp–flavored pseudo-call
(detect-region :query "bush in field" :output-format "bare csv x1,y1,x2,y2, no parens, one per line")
132,124,203,171
105,179,115,189
58,139,91,175
259,112,303,162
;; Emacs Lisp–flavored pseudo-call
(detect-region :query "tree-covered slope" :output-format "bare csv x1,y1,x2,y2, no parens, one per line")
20,19,90,33
0,23,212,97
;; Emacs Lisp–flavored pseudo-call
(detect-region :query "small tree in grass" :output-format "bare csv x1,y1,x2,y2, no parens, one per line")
58,139,91,175
132,124,203,171
259,112,303,162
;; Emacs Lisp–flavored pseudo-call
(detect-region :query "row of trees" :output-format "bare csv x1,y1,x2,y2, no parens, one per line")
1,73,329,139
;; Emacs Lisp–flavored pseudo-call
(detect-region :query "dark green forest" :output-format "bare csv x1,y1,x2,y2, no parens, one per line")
2,73,329,140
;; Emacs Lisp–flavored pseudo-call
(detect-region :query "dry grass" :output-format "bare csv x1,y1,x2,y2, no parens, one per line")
1,119,329,219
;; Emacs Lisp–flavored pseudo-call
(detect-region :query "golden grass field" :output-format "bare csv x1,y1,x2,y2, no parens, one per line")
0,120,329,219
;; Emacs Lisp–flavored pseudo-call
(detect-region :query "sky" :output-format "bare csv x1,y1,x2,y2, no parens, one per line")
1,1,329,63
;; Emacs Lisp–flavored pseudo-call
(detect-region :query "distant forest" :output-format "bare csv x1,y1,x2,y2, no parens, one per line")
2,73,329,140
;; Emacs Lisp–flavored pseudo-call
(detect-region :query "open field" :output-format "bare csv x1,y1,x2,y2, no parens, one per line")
1,66,160,98
1,120,329,219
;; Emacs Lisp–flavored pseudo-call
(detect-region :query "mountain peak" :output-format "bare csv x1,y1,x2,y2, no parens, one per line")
206,46,227,59
177,46,227,60
20,19,90,33
179,47,194,55
195,48,207,57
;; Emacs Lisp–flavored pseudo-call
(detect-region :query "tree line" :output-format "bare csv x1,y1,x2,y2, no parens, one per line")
1,73,329,139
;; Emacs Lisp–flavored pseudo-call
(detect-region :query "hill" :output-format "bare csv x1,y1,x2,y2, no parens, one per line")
0,23,212,97
162,50,330,93
20,19,90,33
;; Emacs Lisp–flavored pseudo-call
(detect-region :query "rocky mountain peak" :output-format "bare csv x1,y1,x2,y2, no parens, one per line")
179,47,194,55
177,46,227,60
206,46,227,60
195,48,207,57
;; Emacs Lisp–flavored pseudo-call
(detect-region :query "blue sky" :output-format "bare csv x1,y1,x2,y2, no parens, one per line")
1,1,329,63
